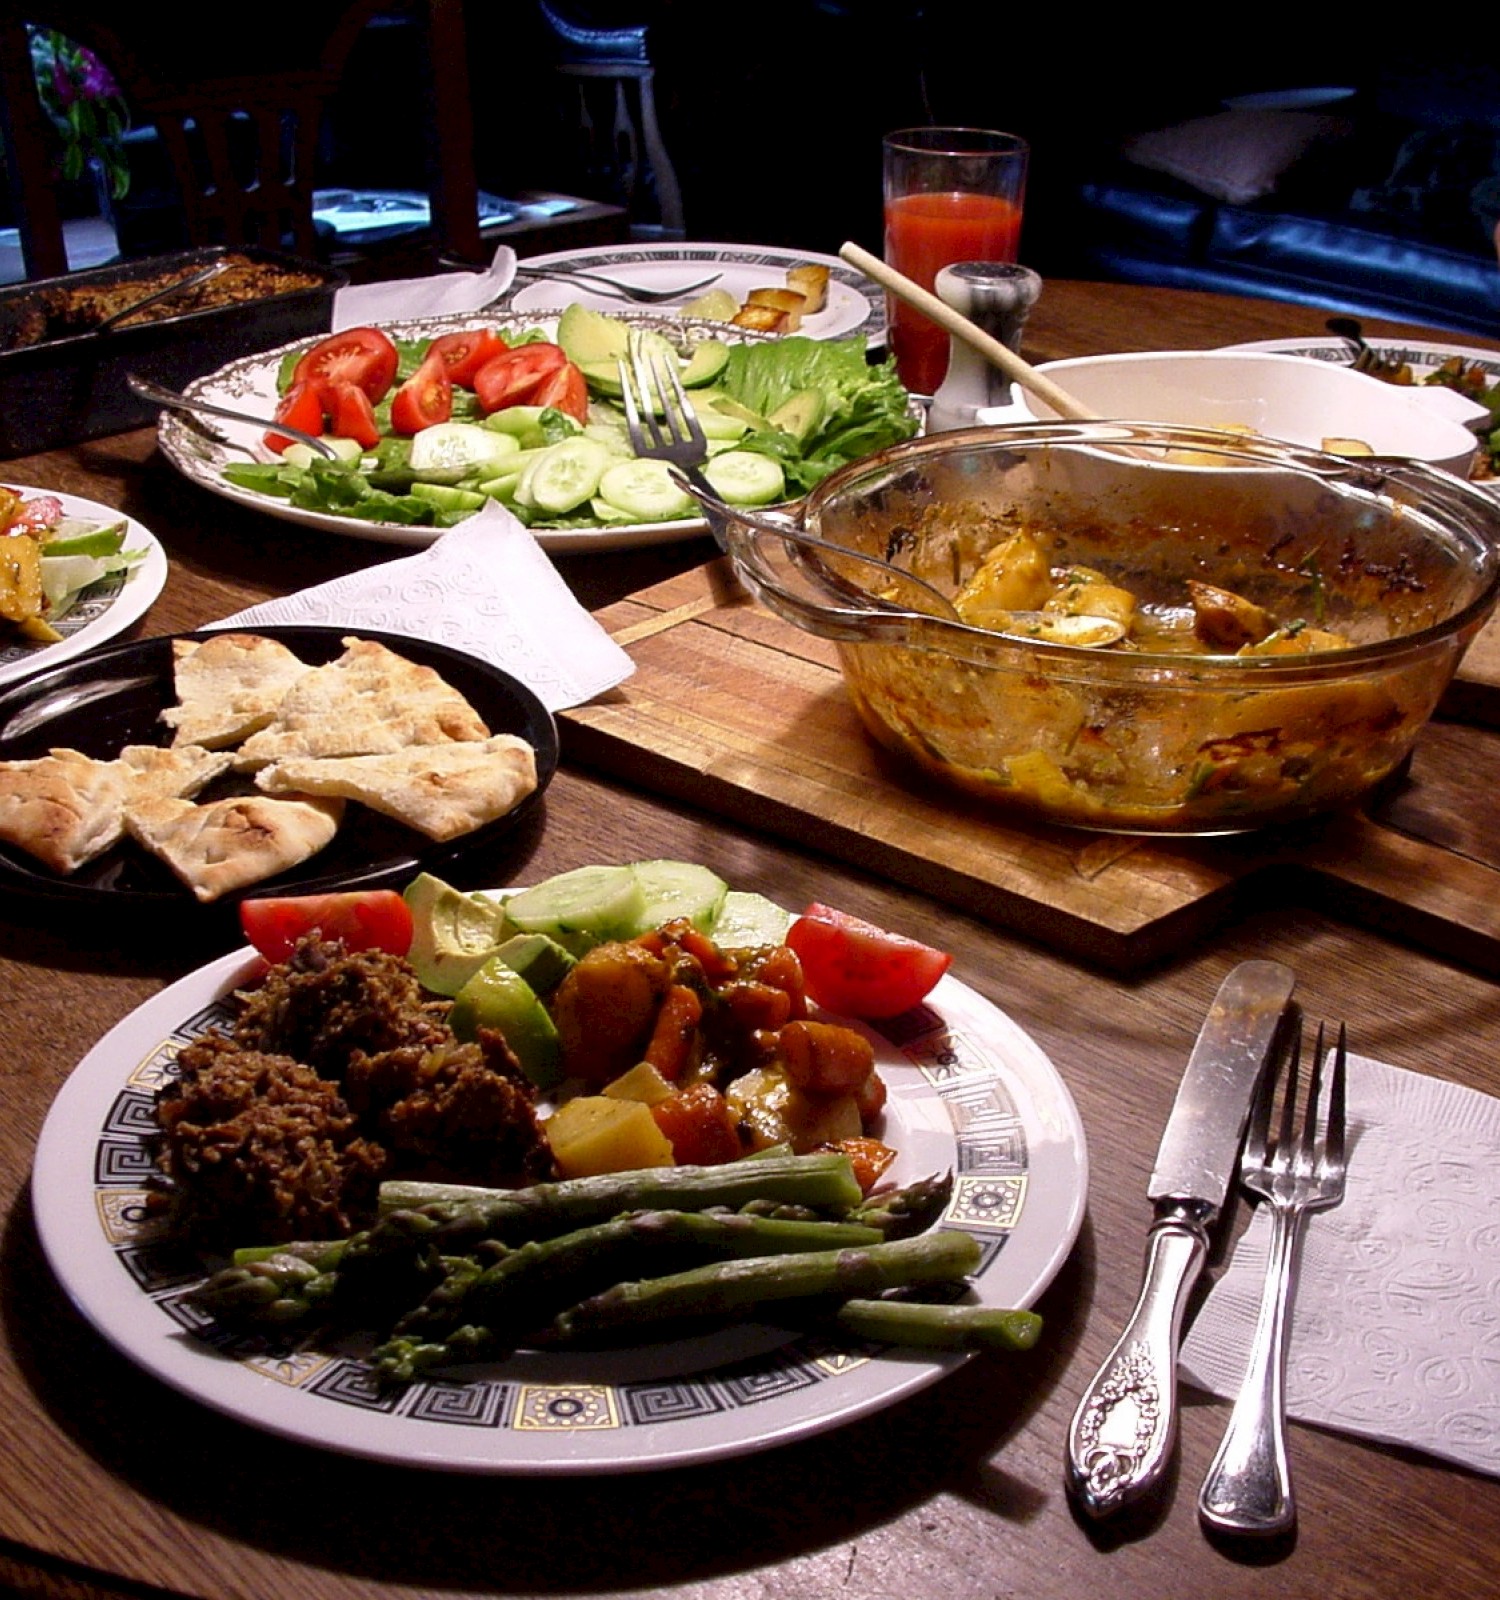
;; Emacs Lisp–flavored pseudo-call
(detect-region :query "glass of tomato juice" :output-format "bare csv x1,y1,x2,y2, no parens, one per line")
882,128,1029,394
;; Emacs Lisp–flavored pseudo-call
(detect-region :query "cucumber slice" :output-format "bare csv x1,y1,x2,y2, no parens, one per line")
528,437,610,515
484,406,549,448
409,422,517,485
597,458,694,521
710,890,792,949
626,859,728,934
703,450,786,506
408,481,486,512
589,495,642,525
504,863,648,947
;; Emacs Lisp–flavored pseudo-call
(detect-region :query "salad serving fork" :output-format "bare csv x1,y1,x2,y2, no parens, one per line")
125,373,339,459
616,337,967,618
1198,1013,1348,1537
513,263,722,304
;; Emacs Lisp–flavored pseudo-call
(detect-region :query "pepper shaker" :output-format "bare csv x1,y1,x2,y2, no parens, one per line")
926,262,1042,432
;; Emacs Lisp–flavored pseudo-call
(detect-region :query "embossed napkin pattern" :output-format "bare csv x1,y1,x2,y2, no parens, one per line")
1181,1055,1500,1478
212,504,633,712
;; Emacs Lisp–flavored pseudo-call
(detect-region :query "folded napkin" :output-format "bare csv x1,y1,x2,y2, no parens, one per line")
331,244,517,331
1181,1054,1500,1478
210,502,633,712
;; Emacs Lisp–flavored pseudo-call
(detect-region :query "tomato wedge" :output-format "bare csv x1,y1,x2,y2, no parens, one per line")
325,381,381,449
240,890,414,965
473,343,568,413
428,327,509,388
2,492,63,532
532,360,590,424
784,903,952,1019
264,380,328,454
291,327,399,403
389,351,453,434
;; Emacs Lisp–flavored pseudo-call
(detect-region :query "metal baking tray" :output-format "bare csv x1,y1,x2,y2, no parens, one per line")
0,245,344,456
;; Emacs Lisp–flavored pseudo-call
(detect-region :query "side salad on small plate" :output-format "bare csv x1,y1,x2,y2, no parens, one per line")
156,309,921,554
0,487,166,687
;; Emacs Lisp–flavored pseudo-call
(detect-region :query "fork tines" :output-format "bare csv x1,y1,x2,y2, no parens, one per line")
1244,1012,1347,1201
617,333,707,465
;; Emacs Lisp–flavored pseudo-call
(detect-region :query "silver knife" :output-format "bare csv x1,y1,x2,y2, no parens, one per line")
1065,959,1296,1518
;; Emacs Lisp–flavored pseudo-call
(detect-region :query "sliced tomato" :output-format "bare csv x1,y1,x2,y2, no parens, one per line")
2,492,63,533
473,343,568,413
264,380,328,454
428,327,509,388
240,890,414,964
389,352,453,434
784,903,952,1019
532,361,589,424
291,327,399,403
326,381,381,449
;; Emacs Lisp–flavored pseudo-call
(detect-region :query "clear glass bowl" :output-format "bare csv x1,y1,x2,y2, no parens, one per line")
724,422,1500,834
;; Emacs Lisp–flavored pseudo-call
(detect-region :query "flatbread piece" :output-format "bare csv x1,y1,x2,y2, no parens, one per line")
0,743,231,874
234,637,489,768
160,633,310,749
257,734,538,841
124,793,343,903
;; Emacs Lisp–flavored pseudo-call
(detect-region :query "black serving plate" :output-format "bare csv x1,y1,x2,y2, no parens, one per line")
0,625,557,913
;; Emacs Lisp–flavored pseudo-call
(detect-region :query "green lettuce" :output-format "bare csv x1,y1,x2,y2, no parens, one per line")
717,336,919,492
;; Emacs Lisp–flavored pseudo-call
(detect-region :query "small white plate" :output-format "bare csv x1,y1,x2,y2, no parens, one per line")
508,242,883,343
0,490,167,688
32,936,1086,1475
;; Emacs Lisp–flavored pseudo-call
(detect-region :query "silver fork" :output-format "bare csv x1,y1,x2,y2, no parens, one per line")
514,264,722,304
616,336,967,619
1198,1013,1348,1537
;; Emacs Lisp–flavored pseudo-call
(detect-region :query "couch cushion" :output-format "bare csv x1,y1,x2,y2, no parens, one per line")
1122,110,1351,205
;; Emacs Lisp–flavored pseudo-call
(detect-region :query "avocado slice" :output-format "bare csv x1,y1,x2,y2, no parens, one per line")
767,387,826,442
680,339,730,388
404,873,509,996
450,957,562,1088
556,303,629,366
492,931,576,997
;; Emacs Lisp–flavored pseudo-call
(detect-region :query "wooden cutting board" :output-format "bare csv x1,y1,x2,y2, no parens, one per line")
561,561,1500,973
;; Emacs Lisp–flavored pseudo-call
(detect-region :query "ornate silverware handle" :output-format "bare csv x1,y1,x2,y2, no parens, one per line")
1066,1212,1208,1517
1197,1205,1300,1535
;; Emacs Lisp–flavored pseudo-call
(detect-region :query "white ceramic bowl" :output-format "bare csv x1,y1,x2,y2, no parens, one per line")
977,349,1478,476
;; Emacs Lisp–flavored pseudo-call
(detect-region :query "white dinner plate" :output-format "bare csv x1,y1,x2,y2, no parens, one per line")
508,242,884,344
1226,334,1500,378
156,312,763,554
0,489,167,689
32,935,1086,1475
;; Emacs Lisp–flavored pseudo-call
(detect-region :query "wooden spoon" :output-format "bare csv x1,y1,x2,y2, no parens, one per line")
839,241,1097,421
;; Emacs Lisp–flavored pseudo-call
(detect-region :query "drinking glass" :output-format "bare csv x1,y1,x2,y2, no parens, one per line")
882,127,1029,394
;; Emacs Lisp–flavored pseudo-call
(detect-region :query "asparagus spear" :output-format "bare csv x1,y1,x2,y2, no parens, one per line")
374,1150,865,1236
373,1209,884,1381
549,1229,983,1344
835,1299,1043,1351
193,1153,869,1332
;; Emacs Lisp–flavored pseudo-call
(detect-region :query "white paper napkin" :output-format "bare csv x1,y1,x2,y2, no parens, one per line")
1181,1054,1500,1477
331,245,517,331
210,502,633,712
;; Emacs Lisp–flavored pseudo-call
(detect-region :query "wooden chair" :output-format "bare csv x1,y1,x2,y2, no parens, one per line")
0,2,482,279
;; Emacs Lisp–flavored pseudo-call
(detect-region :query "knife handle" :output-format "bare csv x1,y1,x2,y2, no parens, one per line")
1066,1212,1208,1517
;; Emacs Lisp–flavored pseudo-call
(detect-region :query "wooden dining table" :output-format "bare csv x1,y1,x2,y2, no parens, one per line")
1,280,1496,1600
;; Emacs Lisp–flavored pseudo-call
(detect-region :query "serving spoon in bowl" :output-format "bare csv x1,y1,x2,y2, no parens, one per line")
672,474,1126,645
